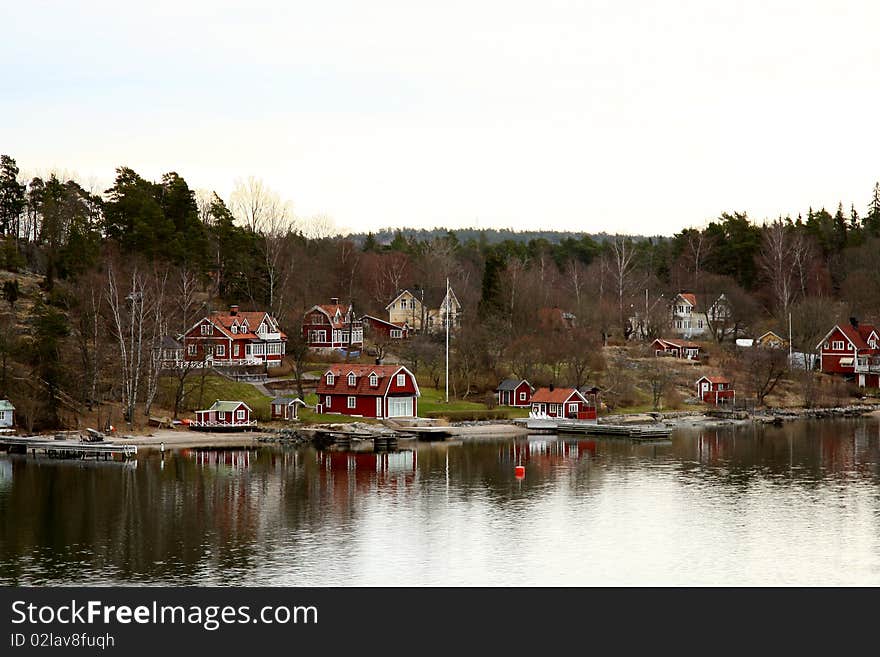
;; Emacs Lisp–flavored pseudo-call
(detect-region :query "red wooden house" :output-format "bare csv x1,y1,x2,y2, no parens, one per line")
316,365,420,418
696,376,735,405
182,305,287,368
495,379,533,407
192,400,255,429
530,387,597,420
270,397,305,420
302,298,364,351
817,319,880,388
361,315,411,341
652,337,701,360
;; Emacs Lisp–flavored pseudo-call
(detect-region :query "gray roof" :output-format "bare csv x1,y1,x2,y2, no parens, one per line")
271,397,305,405
160,336,182,350
0,400,14,411
496,378,527,391
206,400,251,412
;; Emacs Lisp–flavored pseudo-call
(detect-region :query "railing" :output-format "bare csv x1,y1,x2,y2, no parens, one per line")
256,332,282,340
854,361,880,373
190,420,257,428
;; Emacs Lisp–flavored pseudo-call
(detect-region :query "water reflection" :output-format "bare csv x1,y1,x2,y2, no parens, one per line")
2,417,880,585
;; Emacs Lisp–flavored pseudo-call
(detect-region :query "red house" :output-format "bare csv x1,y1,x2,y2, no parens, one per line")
302,298,364,351
316,365,420,418
530,387,597,420
270,397,305,420
696,376,735,405
652,338,701,360
817,319,880,388
192,400,255,429
496,379,533,407
361,315,411,341
182,305,287,368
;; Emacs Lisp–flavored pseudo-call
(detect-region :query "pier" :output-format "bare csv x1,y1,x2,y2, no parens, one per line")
0,436,138,460
555,421,673,440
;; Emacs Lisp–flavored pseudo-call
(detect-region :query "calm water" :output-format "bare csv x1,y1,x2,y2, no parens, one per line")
2,418,880,586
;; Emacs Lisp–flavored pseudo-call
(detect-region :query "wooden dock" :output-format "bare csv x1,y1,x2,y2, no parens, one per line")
0,436,138,460
556,421,673,440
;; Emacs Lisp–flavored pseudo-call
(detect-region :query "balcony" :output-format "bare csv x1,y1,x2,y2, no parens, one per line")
855,359,880,373
256,331,282,341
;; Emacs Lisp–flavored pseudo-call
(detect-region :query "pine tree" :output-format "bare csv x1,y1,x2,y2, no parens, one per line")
0,155,26,237
863,182,880,236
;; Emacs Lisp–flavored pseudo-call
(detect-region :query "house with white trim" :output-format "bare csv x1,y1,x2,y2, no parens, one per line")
316,364,420,418
182,305,287,367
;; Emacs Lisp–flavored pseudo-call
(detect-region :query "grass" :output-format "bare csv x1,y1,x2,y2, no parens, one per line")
158,373,272,420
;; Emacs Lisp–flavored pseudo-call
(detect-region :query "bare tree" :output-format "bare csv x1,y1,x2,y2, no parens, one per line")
758,220,797,317
605,236,640,339
106,263,147,426
641,358,676,411
739,347,788,406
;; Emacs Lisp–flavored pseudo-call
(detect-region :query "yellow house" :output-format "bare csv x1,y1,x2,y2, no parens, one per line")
756,330,787,349
386,288,461,333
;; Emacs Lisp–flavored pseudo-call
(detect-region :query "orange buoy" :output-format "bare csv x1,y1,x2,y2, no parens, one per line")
515,465,525,479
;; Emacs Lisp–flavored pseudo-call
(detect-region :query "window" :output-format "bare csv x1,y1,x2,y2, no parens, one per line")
235,344,241,357
390,329,402,339
369,374,378,387
200,324,212,335
396,374,405,386
187,344,197,355
698,320,703,328
519,392,527,401
216,344,225,356
568,403,578,414
347,396,356,409
326,373,335,385
240,321,248,332
325,396,332,407
231,324,237,334
236,410,245,420
348,373,356,386
832,341,845,351
0,411,5,421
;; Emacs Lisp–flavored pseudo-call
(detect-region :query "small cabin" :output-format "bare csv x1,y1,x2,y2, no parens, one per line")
0,399,14,429
652,338,701,360
756,331,787,349
696,376,735,405
270,397,305,420
530,387,597,421
193,400,254,429
495,379,533,407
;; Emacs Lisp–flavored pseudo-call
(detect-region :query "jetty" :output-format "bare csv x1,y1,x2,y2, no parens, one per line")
555,420,673,440
0,436,138,460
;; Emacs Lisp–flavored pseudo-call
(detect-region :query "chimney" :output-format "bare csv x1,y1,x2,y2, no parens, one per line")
850,317,859,329
549,383,555,392
330,297,339,306
375,357,382,365
229,304,239,316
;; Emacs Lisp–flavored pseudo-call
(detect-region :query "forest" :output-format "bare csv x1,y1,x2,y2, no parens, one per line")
2,152,880,429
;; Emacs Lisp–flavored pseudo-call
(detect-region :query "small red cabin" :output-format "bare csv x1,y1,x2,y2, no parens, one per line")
361,315,411,341
696,376,735,405
530,387,597,421
496,379,533,407
653,338,701,360
270,397,305,420
192,400,255,428
316,365,420,418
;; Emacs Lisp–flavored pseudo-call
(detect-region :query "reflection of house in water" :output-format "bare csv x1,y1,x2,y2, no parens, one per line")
501,439,596,466
317,450,416,491
184,449,256,470
0,459,11,490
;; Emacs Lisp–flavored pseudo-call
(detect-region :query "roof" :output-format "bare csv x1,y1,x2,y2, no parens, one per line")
386,287,460,311
678,293,697,306
307,301,356,329
654,337,701,349
757,331,785,342
204,400,252,412
362,314,409,330
191,308,287,341
530,387,587,404
316,365,420,397
820,323,880,351
0,399,14,411
496,378,530,391
271,397,305,405
696,375,730,385
160,336,182,350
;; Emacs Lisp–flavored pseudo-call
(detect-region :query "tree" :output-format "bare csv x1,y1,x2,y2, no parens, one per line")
2,279,19,309
641,358,676,411
0,155,25,238
739,347,788,406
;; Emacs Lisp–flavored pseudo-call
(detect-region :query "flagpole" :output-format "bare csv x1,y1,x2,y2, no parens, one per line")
445,276,450,403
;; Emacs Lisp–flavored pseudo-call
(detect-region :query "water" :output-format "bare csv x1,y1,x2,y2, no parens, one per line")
2,418,880,586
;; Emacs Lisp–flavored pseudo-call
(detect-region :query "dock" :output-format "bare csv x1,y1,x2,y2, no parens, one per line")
0,436,138,460
555,421,673,440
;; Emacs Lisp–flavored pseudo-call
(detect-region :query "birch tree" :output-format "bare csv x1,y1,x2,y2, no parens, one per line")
106,264,147,426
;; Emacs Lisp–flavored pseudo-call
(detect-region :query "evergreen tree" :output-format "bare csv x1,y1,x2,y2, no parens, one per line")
0,155,26,237
864,181,880,236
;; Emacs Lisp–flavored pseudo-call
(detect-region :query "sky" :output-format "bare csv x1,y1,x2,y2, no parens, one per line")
2,1,879,235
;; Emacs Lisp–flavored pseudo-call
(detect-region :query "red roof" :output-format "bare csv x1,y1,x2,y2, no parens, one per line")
530,387,585,404
655,338,701,349
316,365,416,397
697,375,730,384
310,302,356,329
837,323,878,350
204,309,287,340
679,293,697,306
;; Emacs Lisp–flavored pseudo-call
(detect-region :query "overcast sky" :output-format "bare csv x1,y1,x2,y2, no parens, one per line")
2,1,879,235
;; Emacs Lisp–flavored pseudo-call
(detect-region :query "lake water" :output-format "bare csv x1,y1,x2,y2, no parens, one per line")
2,418,880,586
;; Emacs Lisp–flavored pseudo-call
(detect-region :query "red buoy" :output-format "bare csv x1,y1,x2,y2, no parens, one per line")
515,465,525,479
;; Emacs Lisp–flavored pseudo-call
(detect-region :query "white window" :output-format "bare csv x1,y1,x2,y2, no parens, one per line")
200,324,212,335
519,392,527,401
231,324,237,334
236,410,245,420
369,374,378,387
568,403,578,414
187,344,197,355
241,321,248,332
325,396,332,407
832,341,845,351
216,344,225,356
390,329,402,339
259,323,266,334
235,344,241,356
698,320,703,328
348,373,356,386
326,373,335,385
396,374,405,386
347,396,356,409
0,411,5,420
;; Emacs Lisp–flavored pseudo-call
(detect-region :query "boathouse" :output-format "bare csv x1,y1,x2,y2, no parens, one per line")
316,364,420,418
192,400,255,429
270,397,305,420
696,376,735,405
496,378,533,407
530,387,596,420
